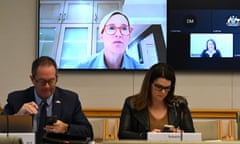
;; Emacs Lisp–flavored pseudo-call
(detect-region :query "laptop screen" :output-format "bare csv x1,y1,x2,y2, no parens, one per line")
0,115,33,132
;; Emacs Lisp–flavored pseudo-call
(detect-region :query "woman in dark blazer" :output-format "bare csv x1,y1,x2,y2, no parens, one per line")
200,38,222,58
118,63,195,139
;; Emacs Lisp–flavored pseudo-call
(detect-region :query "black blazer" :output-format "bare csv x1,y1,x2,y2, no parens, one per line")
118,95,195,139
2,86,93,140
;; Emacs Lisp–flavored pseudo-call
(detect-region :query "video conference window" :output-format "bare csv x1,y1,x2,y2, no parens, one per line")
190,33,233,58
167,0,240,70
38,0,167,70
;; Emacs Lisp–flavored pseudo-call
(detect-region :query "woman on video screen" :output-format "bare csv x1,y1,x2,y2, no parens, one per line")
200,38,222,58
78,10,143,69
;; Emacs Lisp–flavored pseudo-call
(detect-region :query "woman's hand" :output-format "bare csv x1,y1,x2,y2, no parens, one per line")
171,127,184,133
151,128,184,133
151,129,161,133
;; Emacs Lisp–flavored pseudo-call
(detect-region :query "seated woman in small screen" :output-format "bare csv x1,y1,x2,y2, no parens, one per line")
118,63,195,140
200,38,222,58
78,10,143,69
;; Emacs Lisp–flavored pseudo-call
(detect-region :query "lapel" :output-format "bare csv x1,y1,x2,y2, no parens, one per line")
52,88,62,117
133,108,150,131
26,87,35,102
168,106,179,127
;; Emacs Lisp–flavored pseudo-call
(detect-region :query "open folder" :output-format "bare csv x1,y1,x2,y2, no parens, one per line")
0,115,32,132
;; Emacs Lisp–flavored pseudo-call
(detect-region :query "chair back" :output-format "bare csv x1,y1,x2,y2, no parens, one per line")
194,120,221,140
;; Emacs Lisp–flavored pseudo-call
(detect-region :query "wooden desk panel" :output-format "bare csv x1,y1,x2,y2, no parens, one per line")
83,108,240,119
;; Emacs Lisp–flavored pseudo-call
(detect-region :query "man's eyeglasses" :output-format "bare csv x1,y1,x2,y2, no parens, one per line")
152,83,171,92
103,24,132,35
35,79,57,86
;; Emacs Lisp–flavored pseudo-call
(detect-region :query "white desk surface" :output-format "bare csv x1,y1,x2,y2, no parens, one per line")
101,140,240,144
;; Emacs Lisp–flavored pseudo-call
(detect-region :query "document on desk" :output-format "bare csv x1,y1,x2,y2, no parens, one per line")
147,132,202,142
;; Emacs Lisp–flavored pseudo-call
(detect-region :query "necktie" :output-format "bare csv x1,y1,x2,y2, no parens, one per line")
38,100,47,131
36,101,47,144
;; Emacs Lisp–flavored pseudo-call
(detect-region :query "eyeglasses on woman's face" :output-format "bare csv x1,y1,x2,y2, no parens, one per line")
152,83,171,92
103,24,132,35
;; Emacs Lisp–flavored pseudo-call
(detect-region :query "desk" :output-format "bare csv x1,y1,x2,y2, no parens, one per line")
101,140,240,144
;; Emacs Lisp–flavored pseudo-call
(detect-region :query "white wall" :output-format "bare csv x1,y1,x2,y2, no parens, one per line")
1,0,240,109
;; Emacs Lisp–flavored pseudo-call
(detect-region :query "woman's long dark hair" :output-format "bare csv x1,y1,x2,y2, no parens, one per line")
132,63,176,111
206,38,217,50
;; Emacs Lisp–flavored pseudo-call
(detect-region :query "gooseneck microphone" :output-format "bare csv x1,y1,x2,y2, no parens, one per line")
172,101,179,128
172,97,187,141
178,99,186,141
172,98,186,127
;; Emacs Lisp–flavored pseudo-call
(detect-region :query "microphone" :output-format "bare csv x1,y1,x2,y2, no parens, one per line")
1,115,10,137
172,97,187,141
175,98,186,109
172,100,180,131
176,98,186,122
172,97,187,121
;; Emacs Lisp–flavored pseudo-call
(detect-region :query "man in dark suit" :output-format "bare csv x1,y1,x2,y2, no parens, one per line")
2,56,93,144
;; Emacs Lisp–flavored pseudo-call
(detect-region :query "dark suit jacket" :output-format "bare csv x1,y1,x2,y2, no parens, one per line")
118,95,195,139
2,86,93,141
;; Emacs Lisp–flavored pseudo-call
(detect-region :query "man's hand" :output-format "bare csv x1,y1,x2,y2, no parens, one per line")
44,120,69,134
15,101,38,115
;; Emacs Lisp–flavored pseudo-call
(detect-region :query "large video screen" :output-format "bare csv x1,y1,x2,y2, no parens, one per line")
167,0,240,71
38,0,167,70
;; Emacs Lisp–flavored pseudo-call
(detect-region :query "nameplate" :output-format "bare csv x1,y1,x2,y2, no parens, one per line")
147,132,202,142
147,132,181,141
0,132,35,144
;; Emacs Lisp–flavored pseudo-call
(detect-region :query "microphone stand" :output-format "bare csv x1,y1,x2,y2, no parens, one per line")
173,100,184,141
179,102,186,142
180,110,184,141
173,102,182,141
172,102,178,127
6,115,9,137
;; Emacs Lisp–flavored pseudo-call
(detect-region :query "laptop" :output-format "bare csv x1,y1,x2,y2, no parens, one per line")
0,115,33,132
